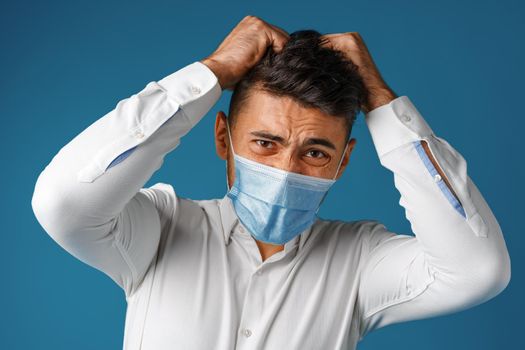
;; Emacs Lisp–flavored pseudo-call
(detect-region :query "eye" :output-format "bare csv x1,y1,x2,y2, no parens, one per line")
305,149,327,159
254,139,274,149
303,149,331,166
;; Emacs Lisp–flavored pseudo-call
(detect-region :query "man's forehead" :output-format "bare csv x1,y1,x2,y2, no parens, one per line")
242,90,324,118
234,90,348,141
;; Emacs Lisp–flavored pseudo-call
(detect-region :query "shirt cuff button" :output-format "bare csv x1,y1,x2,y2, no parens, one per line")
190,85,201,95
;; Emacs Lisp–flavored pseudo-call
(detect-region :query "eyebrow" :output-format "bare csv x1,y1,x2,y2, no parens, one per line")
249,131,336,150
303,137,336,150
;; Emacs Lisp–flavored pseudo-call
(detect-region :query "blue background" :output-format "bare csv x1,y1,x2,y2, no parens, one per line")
2,0,523,348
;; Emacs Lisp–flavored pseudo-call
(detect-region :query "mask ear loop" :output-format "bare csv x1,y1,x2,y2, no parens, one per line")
225,120,235,192
333,141,349,181
225,160,230,192
225,120,236,156
315,141,349,214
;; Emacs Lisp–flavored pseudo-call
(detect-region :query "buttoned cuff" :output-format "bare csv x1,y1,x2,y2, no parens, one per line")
158,61,222,127
76,61,222,183
364,96,434,158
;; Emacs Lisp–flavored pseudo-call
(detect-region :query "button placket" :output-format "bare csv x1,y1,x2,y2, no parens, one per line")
236,251,265,347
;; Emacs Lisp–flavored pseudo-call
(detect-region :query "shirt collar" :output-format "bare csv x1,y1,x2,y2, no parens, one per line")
217,194,313,253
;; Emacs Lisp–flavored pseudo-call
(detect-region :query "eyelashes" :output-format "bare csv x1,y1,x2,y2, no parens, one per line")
251,139,332,166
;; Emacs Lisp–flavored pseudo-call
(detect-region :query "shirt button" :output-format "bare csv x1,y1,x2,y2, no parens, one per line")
239,226,245,233
190,85,201,95
434,174,442,182
401,114,411,122
242,328,252,337
134,130,145,139
256,269,262,275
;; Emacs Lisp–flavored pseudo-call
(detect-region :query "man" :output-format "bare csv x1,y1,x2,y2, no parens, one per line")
31,15,510,350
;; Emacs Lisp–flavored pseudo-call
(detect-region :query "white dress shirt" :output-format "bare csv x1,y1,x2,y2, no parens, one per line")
31,60,511,350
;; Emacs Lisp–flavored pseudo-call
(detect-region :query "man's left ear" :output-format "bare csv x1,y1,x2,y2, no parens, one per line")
335,138,356,180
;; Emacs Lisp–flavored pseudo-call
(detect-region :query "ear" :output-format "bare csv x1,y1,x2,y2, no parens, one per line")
335,138,356,180
214,110,229,160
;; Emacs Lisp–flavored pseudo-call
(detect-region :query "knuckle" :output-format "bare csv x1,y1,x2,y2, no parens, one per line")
344,33,359,43
351,32,363,41
242,15,257,23
252,21,265,30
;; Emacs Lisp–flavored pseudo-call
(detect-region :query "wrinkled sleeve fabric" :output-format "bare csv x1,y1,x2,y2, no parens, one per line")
31,61,222,299
357,96,511,340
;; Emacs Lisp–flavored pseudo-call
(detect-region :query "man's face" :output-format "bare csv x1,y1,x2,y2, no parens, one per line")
214,89,357,189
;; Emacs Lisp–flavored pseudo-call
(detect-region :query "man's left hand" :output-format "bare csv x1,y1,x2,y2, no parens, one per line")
321,32,397,113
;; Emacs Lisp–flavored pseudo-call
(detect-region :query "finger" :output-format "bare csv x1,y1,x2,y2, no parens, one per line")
268,22,290,39
257,17,289,38
267,27,290,52
319,35,334,49
262,22,290,52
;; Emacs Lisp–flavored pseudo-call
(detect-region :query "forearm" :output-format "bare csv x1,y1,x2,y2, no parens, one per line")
365,90,462,206
421,139,461,204
365,96,510,274
31,61,221,236
357,96,510,336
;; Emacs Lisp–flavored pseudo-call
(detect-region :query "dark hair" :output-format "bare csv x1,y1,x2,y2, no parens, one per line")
227,29,368,139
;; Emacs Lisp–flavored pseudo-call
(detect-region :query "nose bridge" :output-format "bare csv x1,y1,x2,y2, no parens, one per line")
275,147,303,174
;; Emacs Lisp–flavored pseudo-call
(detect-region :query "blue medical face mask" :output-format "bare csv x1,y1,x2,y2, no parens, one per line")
225,121,348,245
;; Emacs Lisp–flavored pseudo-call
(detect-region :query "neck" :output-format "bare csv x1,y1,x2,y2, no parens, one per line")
254,239,284,262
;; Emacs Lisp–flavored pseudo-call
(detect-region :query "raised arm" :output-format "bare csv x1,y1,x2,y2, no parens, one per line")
31,15,290,300
31,61,222,298
356,95,511,338
318,32,510,339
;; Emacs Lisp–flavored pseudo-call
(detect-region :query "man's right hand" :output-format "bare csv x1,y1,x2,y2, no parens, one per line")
200,16,290,91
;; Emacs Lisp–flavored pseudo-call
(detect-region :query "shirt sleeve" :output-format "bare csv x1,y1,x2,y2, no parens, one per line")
31,61,222,299
357,96,511,340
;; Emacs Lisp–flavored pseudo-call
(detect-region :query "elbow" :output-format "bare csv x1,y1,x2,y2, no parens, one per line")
472,247,511,303
482,225,512,299
491,251,511,296
31,177,58,237
31,173,75,240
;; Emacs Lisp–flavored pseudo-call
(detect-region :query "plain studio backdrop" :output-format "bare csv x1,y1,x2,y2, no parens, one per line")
1,0,523,349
